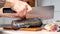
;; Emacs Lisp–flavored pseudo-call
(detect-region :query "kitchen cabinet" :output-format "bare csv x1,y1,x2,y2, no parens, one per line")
27,0,35,7
21,0,35,7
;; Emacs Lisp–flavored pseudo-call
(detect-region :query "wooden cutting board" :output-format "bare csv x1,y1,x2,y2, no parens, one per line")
3,26,43,31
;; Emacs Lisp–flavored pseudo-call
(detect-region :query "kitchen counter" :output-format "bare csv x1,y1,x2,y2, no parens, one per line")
0,30,60,34
0,24,60,34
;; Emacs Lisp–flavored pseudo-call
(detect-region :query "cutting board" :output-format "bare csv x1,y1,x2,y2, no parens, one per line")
3,26,43,31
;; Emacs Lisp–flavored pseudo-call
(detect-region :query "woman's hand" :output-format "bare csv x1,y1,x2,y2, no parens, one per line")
0,0,32,18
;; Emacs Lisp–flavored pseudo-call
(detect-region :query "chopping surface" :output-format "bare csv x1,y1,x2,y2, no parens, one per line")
3,27,43,31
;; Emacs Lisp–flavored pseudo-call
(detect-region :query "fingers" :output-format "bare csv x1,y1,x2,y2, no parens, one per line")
17,6,27,18
22,5,27,16
15,5,27,17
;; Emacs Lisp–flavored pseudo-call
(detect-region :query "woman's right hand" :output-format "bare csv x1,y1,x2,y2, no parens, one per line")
0,0,32,18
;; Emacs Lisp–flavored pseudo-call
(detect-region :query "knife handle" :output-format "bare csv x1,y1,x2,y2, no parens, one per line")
3,8,16,13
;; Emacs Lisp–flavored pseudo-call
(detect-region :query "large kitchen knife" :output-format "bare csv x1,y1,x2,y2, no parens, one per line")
2,8,43,29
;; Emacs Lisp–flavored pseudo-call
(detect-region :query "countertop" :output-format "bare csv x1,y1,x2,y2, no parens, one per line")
0,30,60,34
0,27,60,34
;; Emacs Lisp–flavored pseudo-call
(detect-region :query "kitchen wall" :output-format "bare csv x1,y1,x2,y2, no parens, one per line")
41,0,54,6
54,0,60,11
54,0,60,21
54,11,60,21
